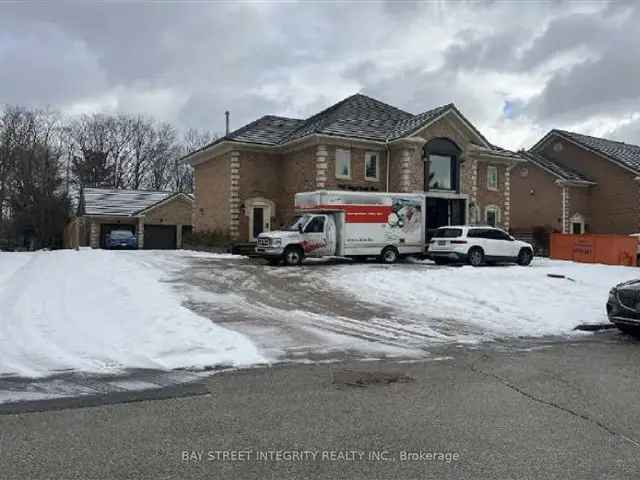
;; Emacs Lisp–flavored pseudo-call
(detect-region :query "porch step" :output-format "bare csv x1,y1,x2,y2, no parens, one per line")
230,242,258,257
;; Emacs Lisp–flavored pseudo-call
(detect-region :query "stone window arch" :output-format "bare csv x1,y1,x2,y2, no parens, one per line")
244,197,276,240
424,138,462,192
485,204,501,227
570,213,585,235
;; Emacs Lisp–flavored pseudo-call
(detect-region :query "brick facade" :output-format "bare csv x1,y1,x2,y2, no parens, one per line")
511,133,640,237
193,152,229,233
192,114,518,241
537,137,639,234
510,162,564,232
475,162,508,228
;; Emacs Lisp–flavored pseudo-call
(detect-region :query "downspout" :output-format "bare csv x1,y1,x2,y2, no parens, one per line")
385,138,390,192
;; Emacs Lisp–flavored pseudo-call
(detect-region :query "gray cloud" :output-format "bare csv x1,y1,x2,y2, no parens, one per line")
1,1,639,149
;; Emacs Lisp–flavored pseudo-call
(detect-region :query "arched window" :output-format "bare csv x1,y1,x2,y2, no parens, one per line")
485,205,501,227
424,138,462,192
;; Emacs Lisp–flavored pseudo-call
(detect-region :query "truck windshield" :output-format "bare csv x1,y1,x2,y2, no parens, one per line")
285,214,312,231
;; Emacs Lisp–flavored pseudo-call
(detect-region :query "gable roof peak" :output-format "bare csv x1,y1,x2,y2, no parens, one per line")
539,129,640,173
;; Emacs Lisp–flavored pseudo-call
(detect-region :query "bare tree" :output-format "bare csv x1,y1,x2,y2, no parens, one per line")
110,114,134,189
1,105,224,249
0,106,69,249
124,116,155,189
148,122,179,191
183,127,217,155
68,114,116,188
169,128,218,193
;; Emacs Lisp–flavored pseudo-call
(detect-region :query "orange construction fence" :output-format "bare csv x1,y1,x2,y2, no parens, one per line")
550,233,638,266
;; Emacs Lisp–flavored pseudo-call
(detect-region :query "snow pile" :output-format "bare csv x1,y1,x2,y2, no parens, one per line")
0,250,265,378
325,258,640,340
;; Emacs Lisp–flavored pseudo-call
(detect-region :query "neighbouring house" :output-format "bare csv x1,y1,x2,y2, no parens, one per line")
511,130,640,240
510,151,595,252
184,94,522,244
64,188,193,249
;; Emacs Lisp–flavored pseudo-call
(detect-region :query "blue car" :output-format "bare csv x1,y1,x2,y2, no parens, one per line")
106,230,138,249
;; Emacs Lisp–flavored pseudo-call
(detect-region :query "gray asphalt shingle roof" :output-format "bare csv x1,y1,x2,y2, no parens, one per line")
226,115,305,145
520,151,593,183
82,188,175,216
285,94,414,142
553,130,640,173
208,95,462,145
186,93,518,160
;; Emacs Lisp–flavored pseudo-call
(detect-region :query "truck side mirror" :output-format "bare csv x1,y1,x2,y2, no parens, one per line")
298,224,303,233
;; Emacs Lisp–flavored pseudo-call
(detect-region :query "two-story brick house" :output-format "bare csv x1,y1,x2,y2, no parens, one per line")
511,130,640,237
184,94,522,243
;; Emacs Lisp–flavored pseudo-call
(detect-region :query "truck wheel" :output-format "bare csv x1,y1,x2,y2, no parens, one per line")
468,247,484,267
380,246,399,264
517,248,533,266
283,246,304,266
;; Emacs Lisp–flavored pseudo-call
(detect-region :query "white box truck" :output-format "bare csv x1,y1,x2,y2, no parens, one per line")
255,190,426,265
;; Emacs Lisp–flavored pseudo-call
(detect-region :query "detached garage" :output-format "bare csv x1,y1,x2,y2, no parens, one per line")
64,188,193,250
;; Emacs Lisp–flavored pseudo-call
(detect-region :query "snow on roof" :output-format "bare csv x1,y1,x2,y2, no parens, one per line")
82,188,175,217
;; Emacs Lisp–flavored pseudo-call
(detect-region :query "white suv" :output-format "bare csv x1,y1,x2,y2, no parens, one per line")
427,225,534,266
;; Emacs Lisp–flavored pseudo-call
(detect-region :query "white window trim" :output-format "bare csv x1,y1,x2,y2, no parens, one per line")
570,213,585,235
364,151,380,181
487,165,498,191
335,148,351,180
485,205,501,226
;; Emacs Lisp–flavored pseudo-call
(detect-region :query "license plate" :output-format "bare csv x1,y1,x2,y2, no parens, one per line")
437,241,446,246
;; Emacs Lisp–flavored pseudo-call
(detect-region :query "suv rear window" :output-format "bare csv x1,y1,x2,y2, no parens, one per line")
433,228,463,238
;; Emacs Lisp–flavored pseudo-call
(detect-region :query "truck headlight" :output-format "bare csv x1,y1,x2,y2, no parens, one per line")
271,238,281,247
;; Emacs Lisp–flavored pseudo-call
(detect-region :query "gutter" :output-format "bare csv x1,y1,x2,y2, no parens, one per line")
385,138,390,192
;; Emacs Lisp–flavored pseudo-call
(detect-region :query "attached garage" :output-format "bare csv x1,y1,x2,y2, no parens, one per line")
99,224,136,249
143,225,177,250
64,188,194,250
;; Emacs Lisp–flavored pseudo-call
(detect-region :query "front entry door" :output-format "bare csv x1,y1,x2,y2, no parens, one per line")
250,205,271,240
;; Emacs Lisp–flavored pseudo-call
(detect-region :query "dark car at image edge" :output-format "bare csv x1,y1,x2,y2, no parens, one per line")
607,279,640,334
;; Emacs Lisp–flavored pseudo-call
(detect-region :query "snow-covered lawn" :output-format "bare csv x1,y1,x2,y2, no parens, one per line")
1,250,638,381
0,250,265,378
325,257,640,340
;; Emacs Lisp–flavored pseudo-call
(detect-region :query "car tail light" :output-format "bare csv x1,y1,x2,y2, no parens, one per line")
450,240,467,244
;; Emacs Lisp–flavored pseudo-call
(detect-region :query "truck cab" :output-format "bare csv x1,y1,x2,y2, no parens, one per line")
256,212,339,265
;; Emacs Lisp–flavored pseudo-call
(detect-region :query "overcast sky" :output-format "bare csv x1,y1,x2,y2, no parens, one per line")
1,1,639,150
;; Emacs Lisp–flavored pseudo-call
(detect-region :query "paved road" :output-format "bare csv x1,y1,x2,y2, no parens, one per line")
2,331,640,479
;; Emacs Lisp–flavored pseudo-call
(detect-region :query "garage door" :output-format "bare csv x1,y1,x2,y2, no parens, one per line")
144,225,177,250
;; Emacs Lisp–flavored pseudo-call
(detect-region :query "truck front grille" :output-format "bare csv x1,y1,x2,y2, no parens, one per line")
257,238,270,248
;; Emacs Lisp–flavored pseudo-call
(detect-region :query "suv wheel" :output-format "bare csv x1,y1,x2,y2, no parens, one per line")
380,246,399,264
283,246,304,266
468,247,484,267
517,248,533,266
